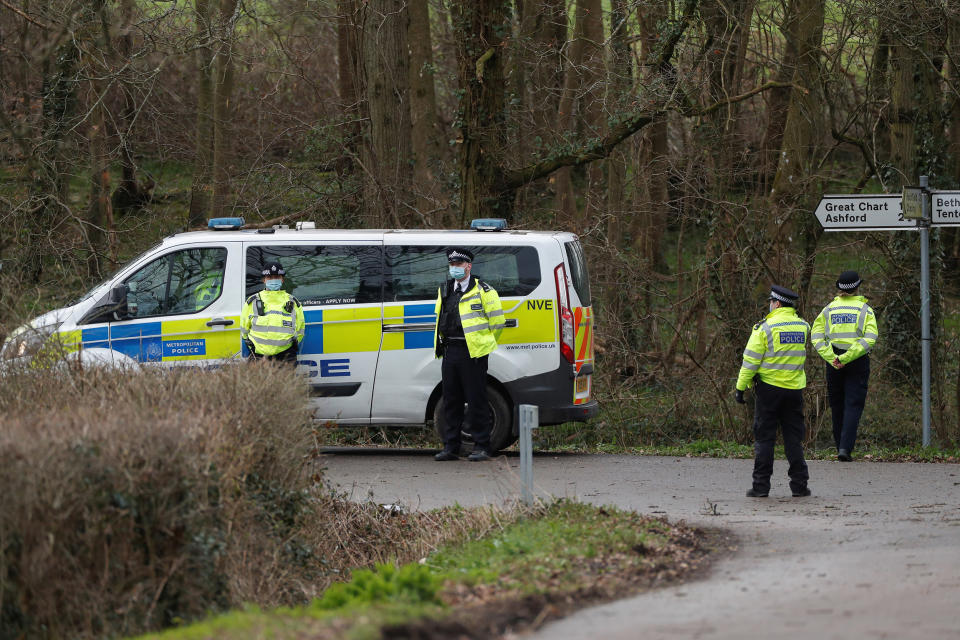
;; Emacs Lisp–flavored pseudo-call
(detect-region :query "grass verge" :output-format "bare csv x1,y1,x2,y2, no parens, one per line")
136,501,719,640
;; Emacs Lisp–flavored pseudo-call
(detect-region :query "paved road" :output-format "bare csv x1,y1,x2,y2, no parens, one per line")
322,450,960,639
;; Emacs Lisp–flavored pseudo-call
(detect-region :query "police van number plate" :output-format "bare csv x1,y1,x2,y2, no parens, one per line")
575,375,590,394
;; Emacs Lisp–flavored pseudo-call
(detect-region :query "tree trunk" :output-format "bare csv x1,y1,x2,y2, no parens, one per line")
452,0,512,223
768,0,825,281
361,0,412,227
630,1,669,271
111,0,151,215
211,0,240,218
605,0,631,248
86,0,118,277
554,0,599,226
188,0,215,226
408,0,444,225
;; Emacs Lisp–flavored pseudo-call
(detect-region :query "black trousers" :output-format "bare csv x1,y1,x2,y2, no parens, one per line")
248,342,299,363
440,341,491,452
752,379,809,493
826,353,870,453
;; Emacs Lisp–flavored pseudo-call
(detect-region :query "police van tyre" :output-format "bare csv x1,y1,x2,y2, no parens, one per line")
433,387,515,455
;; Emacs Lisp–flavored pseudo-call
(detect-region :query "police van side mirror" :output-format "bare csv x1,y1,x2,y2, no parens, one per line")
79,285,129,324
107,284,128,305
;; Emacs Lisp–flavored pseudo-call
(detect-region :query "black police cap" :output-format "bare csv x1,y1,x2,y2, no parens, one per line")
836,270,862,291
446,247,474,263
262,261,286,276
769,284,799,304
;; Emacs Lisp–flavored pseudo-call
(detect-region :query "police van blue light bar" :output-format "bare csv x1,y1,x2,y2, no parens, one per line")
470,218,508,231
208,217,245,230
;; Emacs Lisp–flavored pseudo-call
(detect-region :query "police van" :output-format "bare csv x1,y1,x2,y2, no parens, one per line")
2,219,597,451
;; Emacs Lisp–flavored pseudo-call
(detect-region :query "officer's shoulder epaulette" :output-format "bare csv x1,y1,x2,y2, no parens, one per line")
753,321,762,330
477,279,492,292
245,293,260,305
290,295,302,307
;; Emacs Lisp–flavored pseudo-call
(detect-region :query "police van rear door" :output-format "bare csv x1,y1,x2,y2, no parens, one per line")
243,239,383,423
561,237,594,407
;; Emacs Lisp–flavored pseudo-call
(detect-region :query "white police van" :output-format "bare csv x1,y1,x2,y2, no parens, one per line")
2,218,597,451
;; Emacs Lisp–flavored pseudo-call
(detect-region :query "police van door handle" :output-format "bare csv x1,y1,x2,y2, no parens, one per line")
505,319,518,328
206,318,234,327
383,323,434,333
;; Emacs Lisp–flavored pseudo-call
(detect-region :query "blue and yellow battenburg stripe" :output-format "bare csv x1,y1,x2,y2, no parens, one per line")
62,299,560,361
62,317,242,362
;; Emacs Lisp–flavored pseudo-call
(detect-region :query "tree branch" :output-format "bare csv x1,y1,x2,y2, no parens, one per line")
693,81,800,118
502,0,700,190
0,0,51,29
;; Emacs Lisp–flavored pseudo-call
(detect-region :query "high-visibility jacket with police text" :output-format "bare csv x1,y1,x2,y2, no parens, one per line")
433,277,505,359
736,306,810,391
811,295,877,365
241,290,305,356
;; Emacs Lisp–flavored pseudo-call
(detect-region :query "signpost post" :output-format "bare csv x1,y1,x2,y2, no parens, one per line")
815,177,941,447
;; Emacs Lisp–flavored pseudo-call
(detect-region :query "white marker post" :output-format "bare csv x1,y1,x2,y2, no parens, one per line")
518,404,539,505
815,178,939,447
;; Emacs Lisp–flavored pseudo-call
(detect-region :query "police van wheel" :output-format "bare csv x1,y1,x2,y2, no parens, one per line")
433,387,515,454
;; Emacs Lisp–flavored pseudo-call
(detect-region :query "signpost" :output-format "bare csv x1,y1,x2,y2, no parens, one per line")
814,194,915,231
815,177,944,447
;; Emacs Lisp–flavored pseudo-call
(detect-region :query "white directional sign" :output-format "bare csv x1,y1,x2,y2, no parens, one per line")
815,194,917,231
931,190,960,226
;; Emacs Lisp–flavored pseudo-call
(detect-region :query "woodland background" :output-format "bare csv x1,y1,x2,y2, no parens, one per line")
2,0,960,447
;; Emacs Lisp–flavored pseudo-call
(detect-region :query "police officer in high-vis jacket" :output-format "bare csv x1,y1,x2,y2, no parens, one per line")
811,270,878,461
735,285,811,498
241,261,305,363
433,247,506,462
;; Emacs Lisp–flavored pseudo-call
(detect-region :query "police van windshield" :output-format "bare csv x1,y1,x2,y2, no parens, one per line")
71,241,164,305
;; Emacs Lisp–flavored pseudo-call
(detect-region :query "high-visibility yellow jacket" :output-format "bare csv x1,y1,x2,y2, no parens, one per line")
811,295,878,365
194,274,223,310
736,306,810,391
433,277,505,359
240,290,305,356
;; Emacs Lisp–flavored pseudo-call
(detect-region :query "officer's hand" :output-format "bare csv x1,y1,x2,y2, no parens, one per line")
833,358,843,369
735,389,745,404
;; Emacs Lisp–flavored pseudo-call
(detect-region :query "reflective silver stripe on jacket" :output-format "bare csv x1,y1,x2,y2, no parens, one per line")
463,323,490,334
253,336,295,347
770,350,806,358
741,360,760,371
857,303,868,332
760,361,804,371
743,349,763,360
250,322,296,334
829,331,861,339
459,311,486,321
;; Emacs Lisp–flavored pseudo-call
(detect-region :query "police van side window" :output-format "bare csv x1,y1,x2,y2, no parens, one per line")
245,245,382,305
385,246,541,301
125,248,227,318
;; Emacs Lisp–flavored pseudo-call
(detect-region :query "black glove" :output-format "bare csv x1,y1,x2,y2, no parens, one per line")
735,389,745,404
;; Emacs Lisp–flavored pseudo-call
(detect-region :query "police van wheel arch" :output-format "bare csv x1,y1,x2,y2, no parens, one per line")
432,384,516,453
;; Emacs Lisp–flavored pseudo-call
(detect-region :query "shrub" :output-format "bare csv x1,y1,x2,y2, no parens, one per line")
0,362,312,639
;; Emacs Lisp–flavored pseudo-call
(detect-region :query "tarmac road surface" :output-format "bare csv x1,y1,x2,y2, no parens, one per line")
321,450,960,639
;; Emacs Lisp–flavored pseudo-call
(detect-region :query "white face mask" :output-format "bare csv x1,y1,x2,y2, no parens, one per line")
769,301,776,314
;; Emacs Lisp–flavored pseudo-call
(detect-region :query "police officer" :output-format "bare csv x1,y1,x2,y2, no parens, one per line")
240,261,305,363
735,285,811,498
811,270,878,461
433,247,506,462
194,258,224,310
